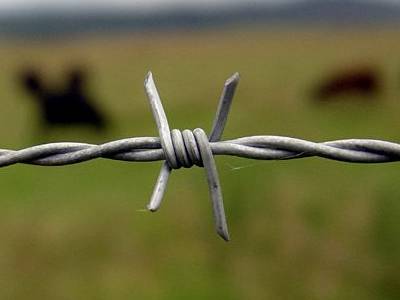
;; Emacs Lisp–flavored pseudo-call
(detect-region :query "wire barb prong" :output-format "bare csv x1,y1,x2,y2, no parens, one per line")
210,72,240,142
194,128,230,241
144,72,174,212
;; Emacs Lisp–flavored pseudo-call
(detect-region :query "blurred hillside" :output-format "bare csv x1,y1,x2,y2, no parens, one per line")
0,0,400,38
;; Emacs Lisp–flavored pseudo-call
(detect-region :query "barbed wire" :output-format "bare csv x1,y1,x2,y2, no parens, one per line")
1,72,400,241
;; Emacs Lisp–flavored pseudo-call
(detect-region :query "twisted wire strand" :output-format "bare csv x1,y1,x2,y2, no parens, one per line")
0,136,399,167
2,72,399,241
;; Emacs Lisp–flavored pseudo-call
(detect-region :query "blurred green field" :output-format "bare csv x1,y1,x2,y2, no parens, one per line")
0,27,400,300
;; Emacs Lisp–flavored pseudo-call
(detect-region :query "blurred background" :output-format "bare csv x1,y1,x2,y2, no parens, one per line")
0,0,400,299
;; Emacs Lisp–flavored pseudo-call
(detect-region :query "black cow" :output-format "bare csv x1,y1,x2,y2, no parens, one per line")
19,67,106,130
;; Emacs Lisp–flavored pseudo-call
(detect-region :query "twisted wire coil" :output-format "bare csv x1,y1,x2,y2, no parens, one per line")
1,72,399,241
1,136,400,167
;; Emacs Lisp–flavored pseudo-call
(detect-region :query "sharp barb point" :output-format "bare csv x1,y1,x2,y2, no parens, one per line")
147,206,158,212
144,71,153,85
225,72,240,85
218,229,230,242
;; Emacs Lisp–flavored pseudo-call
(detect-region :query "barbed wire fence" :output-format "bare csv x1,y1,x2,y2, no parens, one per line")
1,72,400,241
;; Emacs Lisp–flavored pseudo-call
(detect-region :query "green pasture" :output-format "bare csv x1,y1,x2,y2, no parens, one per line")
0,28,400,299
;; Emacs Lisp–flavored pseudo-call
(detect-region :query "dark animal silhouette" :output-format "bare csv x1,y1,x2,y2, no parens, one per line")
314,66,380,101
19,67,106,130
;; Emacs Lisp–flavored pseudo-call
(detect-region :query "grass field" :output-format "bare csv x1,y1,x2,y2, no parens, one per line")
0,27,400,299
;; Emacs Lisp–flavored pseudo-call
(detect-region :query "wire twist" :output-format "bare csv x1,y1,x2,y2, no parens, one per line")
1,72,400,240
144,72,240,241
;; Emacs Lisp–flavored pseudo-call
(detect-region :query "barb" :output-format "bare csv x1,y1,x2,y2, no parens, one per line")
144,71,239,241
1,72,400,240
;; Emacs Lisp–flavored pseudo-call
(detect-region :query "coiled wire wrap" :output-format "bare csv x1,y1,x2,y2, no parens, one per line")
1,72,400,240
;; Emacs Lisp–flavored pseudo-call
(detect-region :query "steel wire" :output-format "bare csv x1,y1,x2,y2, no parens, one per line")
1,136,399,167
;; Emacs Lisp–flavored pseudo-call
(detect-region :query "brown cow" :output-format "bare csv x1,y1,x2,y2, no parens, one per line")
314,66,380,101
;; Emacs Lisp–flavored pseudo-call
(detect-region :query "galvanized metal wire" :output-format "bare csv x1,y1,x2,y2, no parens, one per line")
1,72,400,240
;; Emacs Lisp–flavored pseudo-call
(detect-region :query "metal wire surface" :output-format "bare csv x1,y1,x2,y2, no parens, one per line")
1,72,400,240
